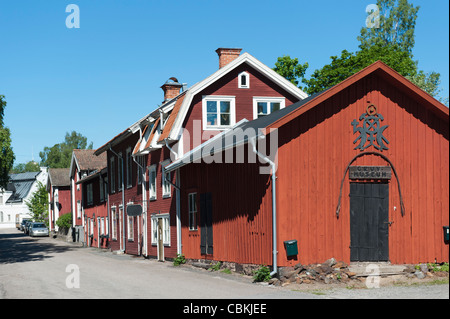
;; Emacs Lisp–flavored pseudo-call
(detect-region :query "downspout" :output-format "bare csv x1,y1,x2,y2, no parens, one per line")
250,135,278,277
165,139,182,255
109,144,126,253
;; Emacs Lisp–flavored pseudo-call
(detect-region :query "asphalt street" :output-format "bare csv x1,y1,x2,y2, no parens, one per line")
0,227,448,301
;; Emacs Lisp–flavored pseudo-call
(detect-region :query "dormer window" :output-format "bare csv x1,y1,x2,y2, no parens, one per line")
238,72,250,89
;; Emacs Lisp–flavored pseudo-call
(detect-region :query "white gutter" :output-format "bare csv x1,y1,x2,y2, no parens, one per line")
250,136,278,277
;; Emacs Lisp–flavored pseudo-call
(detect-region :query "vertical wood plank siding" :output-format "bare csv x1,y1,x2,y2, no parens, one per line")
179,72,448,267
275,73,449,266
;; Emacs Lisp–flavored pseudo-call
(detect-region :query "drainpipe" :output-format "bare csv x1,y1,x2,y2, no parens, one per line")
133,155,146,256
165,139,182,256
250,136,278,277
109,144,126,253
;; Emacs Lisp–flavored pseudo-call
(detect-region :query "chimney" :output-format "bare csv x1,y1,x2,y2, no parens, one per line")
215,48,242,68
161,77,183,103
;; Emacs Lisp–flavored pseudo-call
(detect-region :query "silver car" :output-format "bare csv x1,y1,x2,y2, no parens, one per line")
29,222,49,237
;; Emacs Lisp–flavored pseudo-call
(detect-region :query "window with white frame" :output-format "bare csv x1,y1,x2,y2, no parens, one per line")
148,164,157,200
127,215,134,241
100,217,105,235
86,183,93,206
188,193,197,231
161,160,171,198
90,218,94,235
238,71,250,88
111,206,117,239
253,97,285,119
202,95,236,130
126,147,132,188
151,214,170,245
77,200,81,219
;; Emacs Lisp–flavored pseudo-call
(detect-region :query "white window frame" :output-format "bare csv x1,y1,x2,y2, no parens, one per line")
77,200,81,219
161,160,171,198
148,164,157,200
100,217,105,235
151,214,170,246
127,215,134,241
86,183,93,206
202,95,236,130
188,193,197,231
238,71,250,89
252,97,286,119
111,206,117,240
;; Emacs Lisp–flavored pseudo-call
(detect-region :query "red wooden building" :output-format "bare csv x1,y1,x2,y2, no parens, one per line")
47,168,71,232
165,61,449,272
94,48,307,260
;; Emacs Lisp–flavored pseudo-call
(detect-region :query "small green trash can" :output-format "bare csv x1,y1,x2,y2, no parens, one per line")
284,240,298,257
444,226,449,243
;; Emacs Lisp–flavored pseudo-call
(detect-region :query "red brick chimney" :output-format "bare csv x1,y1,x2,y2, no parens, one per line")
161,77,183,102
216,48,242,68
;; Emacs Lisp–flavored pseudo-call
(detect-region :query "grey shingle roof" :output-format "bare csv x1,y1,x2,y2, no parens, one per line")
48,168,71,187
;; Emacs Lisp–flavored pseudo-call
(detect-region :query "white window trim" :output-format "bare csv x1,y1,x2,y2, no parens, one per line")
148,164,157,200
252,96,286,119
127,215,134,241
161,160,171,198
151,213,170,246
111,206,117,240
202,95,236,130
238,71,250,89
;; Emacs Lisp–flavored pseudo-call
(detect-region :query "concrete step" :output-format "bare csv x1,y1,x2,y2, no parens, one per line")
348,262,407,277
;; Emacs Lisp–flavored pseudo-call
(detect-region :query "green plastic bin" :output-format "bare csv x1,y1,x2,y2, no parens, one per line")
284,240,298,257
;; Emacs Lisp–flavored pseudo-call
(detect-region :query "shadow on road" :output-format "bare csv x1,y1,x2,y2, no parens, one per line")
0,229,75,265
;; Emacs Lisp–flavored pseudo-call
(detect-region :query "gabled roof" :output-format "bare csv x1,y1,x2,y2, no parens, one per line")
165,61,449,172
94,50,308,156
47,168,71,188
69,149,107,178
264,60,449,133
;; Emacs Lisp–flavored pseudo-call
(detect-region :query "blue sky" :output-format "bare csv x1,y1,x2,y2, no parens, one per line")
1,0,448,165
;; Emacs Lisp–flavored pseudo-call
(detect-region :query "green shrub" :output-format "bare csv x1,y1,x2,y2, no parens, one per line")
56,212,72,230
253,265,272,282
173,254,186,266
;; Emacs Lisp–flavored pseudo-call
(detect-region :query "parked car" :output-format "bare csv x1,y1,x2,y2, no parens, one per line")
29,222,49,237
24,220,33,234
20,219,31,231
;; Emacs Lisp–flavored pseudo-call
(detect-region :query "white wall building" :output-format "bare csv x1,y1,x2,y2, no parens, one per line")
0,167,48,229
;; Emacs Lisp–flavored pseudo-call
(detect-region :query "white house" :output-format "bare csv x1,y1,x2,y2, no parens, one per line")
0,167,48,229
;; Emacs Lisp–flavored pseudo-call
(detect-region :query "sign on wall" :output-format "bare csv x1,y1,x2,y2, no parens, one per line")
349,166,392,180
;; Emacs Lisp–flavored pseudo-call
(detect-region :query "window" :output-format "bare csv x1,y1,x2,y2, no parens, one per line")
86,183,93,206
151,214,170,245
118,153,123,190
202,96,236,130
110,157,115,193
90,218,94,236
111,206,117,239
188,193,197,230
126,147,132,188
99,176,104,202
105,217,109,236
137,156,144,185
127,215,134,241
253,97,286,119
100,217,105,235
77,200,81,219
238,71,250,88
148,164,157,200
161,160,171,198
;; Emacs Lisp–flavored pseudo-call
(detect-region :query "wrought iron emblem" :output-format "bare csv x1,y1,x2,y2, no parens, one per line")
351,103,389,151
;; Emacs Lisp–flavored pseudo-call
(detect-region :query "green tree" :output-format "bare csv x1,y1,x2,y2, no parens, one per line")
0,95,15,189
25,181,49,224
11,161,40,174
273,55,309,89
39,131,93,168
274,0,447,103
358,0,420,53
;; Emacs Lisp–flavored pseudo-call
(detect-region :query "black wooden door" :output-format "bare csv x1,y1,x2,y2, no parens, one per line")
350,183,389,262
200,192,213,255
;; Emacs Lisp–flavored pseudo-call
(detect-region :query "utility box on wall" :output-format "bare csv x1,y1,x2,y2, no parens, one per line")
284,240,298,257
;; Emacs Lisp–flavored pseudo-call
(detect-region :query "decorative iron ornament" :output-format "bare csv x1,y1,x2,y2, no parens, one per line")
351,103,389,151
